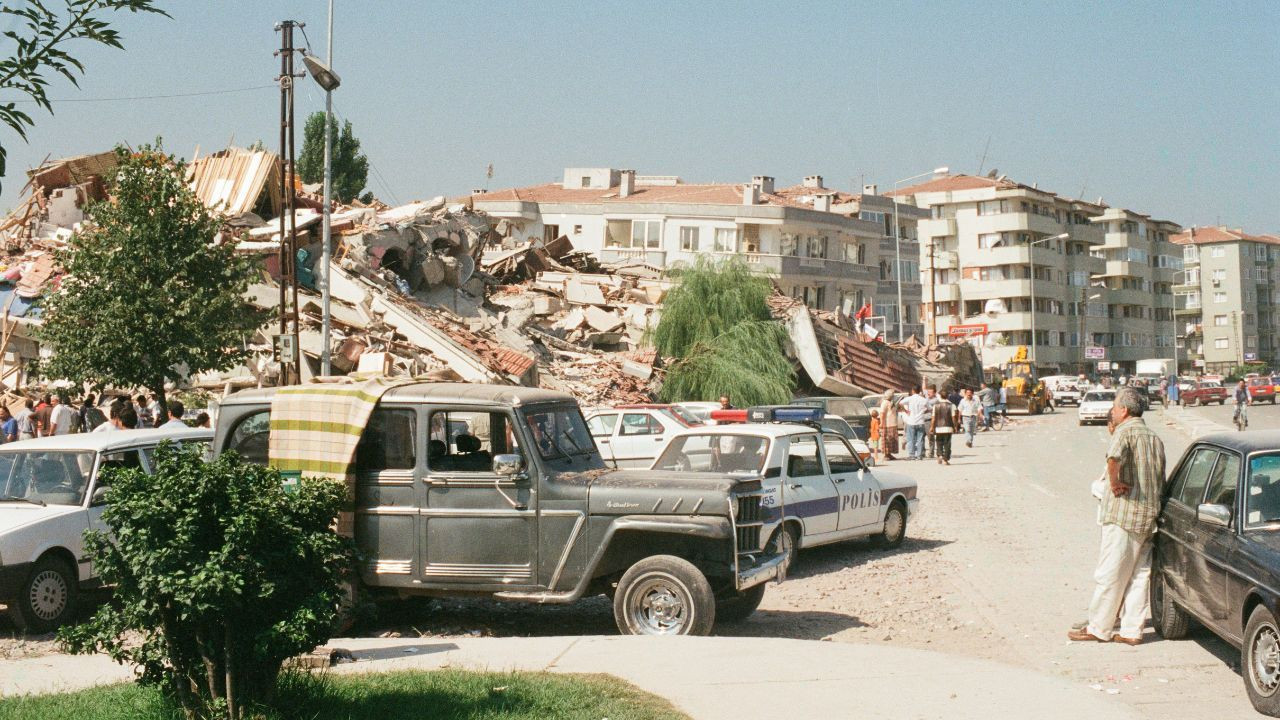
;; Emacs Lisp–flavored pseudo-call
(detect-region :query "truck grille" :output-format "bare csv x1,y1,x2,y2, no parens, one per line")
734,494,763,553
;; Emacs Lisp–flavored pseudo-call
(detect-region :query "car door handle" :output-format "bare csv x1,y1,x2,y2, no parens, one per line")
599,439,610,444
834,477,846,483
789,484,802,490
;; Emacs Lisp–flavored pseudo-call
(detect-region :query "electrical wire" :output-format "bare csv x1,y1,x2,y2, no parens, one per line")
0,84,277,104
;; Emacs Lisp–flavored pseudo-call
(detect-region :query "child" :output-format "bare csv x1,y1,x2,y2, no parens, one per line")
868,409,881,460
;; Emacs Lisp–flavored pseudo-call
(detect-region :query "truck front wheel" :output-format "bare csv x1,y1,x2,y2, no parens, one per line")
613,555,715,636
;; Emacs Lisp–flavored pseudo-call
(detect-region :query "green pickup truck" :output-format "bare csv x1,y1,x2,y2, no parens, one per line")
213,382,785,635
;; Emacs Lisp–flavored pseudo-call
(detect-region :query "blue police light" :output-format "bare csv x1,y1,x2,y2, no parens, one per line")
746,406,824,423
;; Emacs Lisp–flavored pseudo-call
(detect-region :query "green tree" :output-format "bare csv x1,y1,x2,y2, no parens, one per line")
297,112,369,203
0,0,166,190
653,258,795,405
61,443,351,719
36,144,266,412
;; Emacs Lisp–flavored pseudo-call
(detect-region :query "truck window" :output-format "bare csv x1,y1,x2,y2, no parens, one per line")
786,435,823,478
356,409,417,471
225,410,270,465
427,410,518,473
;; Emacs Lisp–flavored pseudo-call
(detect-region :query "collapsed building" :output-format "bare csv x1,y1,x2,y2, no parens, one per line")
0,146,978,407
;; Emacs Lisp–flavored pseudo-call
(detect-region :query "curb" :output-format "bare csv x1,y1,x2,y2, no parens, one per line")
1164,406,1232,438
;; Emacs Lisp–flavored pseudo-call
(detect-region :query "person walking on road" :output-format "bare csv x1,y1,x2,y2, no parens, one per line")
1068,386,1166,646
978,382,998,430
899,387,931,461
878,393,900,461
958,389,983,448
1167,376,1180,406
868,409,881,461
1234,379,1252,430
929,391,958,465
923,385,939,459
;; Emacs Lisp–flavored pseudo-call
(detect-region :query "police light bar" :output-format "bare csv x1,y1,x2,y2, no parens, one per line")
709,409,748,423
746,406,825,423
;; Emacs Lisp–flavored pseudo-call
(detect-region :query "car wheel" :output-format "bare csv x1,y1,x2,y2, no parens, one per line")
613,555,715,636
1078,419,1085,426
9,555,78,633
864,456,876,468
875,500,908,549
1220,400,1227,405
1149,569,1190,640
1245,605,1280,716
714,583,767,624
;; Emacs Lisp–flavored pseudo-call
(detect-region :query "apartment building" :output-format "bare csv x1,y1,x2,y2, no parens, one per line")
471,169,927,337
893,173,1181,375
1172,226,1280,375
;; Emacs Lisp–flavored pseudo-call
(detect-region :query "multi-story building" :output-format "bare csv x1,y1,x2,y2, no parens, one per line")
471,169,927,338
1172,226,1280,375
892,173,1181,375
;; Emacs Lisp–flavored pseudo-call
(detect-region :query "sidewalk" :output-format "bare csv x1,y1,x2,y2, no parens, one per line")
0,635,1141,719
1164,405,1233,438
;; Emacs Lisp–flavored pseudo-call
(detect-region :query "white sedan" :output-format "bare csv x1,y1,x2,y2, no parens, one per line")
1077,389,1116,426
650,413,918,572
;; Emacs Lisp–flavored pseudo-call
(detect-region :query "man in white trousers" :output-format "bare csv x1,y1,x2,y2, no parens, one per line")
1069,386,1166,645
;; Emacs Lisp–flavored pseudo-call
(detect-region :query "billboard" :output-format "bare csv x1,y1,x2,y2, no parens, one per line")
1084,346,1105,360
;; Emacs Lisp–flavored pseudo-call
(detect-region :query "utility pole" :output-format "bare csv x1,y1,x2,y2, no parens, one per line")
928,238,938,345
275,20,305,386
320,0,334,376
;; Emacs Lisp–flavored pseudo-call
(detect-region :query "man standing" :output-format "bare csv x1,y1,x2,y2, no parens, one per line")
33,394,52,437
929,390,958,465
160,400,188,429
1068,387,1166,645
978,382,998,430
719,395,733,411
924,385,940,459
15,399,34,441
958,388,983,448
48,394,75,435
878,393,899,461
1167,376,1180,406
0,407,16,443
898,387,931,461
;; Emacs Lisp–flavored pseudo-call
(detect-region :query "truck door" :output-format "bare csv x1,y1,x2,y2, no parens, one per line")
782,433,839,540
352,407,422,585
825,435,880,532
419,407,538,588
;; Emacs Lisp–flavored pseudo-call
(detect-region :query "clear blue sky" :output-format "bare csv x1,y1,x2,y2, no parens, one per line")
3,1,1277,231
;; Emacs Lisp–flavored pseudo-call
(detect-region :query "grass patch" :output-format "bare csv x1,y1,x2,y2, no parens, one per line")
0,670,689,720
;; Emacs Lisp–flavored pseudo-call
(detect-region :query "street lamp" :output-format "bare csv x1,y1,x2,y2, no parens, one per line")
1027,232,1070,370
892,166,949,342
303,0,339,376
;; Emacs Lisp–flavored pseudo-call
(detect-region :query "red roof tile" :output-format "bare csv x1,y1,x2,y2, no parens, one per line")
472,182,840,211
1171,226,1280,246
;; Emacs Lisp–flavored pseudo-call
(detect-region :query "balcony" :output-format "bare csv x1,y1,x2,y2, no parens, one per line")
1100,260,1141,278
932,250,959,270
1106,288,1155,306
927,283,961,302
959,278,1031,300
1175,304,1203,316
917,217,957,238
969,212,1064,237
964,244,1061,268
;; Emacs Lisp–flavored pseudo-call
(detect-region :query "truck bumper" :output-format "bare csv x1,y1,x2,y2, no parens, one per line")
736,552,786,591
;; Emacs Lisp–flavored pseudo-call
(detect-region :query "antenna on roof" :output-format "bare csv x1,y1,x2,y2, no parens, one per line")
976,134,992,176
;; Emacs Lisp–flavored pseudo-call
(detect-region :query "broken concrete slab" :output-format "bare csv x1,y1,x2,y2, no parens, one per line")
584,306,624,333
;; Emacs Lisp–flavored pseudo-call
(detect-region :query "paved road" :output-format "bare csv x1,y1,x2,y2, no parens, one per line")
1178,395,1280,433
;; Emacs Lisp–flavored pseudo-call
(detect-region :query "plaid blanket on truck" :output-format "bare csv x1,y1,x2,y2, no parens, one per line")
268,378,409,535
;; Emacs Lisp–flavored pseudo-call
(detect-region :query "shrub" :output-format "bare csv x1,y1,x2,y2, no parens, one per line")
60,443,351,719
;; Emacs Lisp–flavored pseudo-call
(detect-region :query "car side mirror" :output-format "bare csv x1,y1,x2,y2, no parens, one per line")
493,454,526,480
1197,503,1231,528
91,485,109,506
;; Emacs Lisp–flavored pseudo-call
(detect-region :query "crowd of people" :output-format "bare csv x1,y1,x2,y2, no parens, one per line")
0,392,210,443
867,382,1011,465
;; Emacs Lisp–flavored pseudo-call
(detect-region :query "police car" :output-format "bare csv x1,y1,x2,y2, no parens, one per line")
650,406,919,572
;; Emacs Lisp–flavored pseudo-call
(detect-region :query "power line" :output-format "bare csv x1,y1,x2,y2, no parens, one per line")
0,84,277,104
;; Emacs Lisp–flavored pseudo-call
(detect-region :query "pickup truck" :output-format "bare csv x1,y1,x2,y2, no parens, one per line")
1248,377,1277,404
1181,380,1228,406
214,382,785,636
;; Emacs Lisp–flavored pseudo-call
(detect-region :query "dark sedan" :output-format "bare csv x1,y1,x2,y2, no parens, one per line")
1152,431,1280,716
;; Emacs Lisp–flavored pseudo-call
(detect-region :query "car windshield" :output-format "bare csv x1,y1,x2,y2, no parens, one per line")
0,450,96,506
819,418,855,438
522,406,596,461
1083,391,1115,403
652,433,769,474
661,406,703,427
1246,453,1280,529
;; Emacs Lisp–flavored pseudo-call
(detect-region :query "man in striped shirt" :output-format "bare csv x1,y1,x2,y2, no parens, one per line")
1069,386,1166,645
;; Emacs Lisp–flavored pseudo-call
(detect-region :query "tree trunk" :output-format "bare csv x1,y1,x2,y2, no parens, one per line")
224,625,237,720
160,603,203,718
153,379,167,429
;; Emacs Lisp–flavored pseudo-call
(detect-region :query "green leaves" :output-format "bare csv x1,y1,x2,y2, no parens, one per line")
60,443,352,718
654,257,795,406
296,112,369,204
0,1,168,193
35,143,268,397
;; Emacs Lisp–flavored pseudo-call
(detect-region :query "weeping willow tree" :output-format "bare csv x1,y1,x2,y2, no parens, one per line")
654,258,795,405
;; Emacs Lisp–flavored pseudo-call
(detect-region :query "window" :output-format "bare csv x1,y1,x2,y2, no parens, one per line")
629,220,660,249
425,409,522,473
1215,338,1230,349
523,406,594,461
679,226,700,252
785,435,823,477
586,413,618,437
652,433,769,474
580,176,590,188
620,413,665,436
1212,269,1226,281
1215,292,1228,303
1215,315,1229,326
1203,453,1240,510
573,225,582,235
357,408,417,471
823,437,862,474
1248,335,1258,349
1171,448,1220,507
1246,454,1280,527
714,228,737,253
978,199,1007,216
978,232,1004,249
1212,246,1226,258
225,410,270,465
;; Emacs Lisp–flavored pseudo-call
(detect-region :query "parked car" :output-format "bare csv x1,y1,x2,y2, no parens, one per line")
1182,380,1228,406
817,415,876,467
216,382,784,636
650,407,917,573
585,405,699,469
1151,431,1280,716
1249,377,1277,404
1042,375,1082,406
0,428,214,631
1077,389,1116,426
792,396,872,440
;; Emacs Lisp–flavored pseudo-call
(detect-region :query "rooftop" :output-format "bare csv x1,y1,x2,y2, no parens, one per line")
1171,226,1280,246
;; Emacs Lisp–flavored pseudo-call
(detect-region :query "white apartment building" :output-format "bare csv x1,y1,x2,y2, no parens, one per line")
471,169,927,338
893,174,1181,375
1173,226,1280,375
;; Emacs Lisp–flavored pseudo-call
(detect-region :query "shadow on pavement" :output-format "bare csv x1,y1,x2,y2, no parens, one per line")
350,642,460,661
